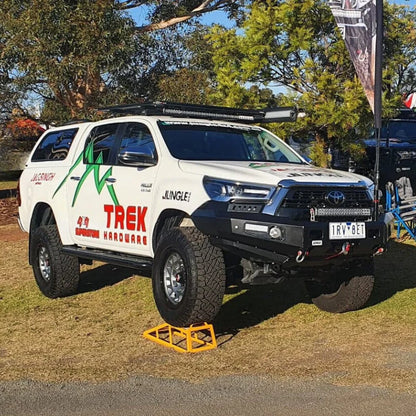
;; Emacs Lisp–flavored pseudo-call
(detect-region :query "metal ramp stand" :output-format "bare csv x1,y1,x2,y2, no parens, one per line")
386,181,416,240
143,322,217,353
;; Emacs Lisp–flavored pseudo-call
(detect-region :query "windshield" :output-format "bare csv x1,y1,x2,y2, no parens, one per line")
158,122,304,163
370,121,416,142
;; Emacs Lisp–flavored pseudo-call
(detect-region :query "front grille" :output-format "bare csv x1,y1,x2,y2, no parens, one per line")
282,188,370,208
277,187,373,221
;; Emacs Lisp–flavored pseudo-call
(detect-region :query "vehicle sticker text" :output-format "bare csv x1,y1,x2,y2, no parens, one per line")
162,190,191,202
75,216,100,239
103,205,148,245
31,172,56,183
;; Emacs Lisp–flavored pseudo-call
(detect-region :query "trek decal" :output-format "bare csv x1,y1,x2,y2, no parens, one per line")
103,204,148,245
162,190,191,202
53,142,119,206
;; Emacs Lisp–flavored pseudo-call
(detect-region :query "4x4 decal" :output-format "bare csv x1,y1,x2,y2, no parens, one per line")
53,142,120,207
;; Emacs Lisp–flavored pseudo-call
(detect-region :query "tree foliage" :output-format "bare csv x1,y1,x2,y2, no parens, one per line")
0,0,136,119
208,0,416,165
383,2,416,115
0,0,415,165
0,0,236,123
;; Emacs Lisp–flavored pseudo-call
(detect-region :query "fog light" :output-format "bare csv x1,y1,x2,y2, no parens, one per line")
269,226,283,240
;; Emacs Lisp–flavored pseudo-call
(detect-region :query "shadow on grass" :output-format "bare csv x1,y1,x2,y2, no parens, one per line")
78,264,150,294
369,239,416,306
75,239,416,335
215,239,416,334
214,279,310,334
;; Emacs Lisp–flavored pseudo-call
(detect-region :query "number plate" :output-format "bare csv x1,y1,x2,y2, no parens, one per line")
329,222,366,240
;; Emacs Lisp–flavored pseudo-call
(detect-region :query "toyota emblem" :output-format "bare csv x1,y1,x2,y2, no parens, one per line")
326,190,345,206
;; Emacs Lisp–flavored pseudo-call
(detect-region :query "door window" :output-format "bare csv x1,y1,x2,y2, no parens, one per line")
118,123,157,164
84,124,120,165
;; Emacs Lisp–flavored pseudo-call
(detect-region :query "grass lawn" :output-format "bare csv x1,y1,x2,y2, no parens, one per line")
1,222,416,393
0,181,17,190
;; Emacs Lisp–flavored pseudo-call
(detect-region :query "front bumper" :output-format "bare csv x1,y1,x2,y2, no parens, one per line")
191,201,393,269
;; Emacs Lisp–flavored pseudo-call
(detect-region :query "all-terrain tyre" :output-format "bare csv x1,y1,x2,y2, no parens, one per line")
305,261,375,313
152,227,226,327
30,225,80,298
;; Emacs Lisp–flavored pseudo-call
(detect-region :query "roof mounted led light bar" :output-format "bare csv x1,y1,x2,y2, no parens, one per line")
100,102,297,124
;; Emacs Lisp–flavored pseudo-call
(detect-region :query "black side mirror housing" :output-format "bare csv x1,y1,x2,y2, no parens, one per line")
118,151,157,167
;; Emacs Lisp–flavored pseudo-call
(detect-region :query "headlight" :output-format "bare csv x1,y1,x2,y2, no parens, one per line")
203,177,275,202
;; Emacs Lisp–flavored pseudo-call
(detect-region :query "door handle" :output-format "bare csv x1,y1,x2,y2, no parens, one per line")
105,177,116,183
70,176,81,181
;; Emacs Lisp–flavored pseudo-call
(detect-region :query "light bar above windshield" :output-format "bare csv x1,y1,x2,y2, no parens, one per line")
100,102,297,124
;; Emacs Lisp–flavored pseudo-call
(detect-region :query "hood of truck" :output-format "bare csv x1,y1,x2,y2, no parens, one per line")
179,160,372,186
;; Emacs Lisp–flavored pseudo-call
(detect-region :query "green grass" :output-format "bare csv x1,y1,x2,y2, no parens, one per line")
0,181,17,190
1,224,416,392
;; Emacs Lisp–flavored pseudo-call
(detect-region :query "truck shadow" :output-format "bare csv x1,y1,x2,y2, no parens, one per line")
369,239,416,306
215,239,416,334
78,264,150,294
214,279,309,334
76,240,416,334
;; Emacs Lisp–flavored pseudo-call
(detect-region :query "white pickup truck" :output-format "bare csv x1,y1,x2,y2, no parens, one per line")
18,102,392,326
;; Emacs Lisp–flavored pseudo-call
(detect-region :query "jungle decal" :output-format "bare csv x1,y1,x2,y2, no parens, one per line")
53,142,120,207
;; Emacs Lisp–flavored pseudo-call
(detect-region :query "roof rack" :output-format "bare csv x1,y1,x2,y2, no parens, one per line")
100,102,297,124
395,108,416,120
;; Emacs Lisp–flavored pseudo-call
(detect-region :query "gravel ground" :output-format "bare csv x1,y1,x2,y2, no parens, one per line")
1,376,416,416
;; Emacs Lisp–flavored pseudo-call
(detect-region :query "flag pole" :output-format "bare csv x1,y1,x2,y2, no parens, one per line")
373,0,383,218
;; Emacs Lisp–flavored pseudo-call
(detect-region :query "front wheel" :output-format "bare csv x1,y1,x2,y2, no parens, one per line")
305,261,375,313
152,227,226,327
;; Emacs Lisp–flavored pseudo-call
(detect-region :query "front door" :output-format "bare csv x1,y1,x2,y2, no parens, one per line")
66,121,159,257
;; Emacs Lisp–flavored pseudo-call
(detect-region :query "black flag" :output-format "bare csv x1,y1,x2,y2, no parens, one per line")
327,1,377,112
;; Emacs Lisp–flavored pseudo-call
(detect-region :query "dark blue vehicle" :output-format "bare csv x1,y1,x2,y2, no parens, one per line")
356,109,416,192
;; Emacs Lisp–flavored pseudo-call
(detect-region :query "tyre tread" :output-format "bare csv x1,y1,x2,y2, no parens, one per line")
152,227,226,326
31,225,79,298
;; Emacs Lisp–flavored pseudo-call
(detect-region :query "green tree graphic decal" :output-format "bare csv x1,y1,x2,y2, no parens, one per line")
53,142,120,207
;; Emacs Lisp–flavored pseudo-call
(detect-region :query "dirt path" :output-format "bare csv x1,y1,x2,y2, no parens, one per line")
0,197,19,226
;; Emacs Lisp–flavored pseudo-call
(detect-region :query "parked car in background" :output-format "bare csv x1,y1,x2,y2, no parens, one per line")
330,109,416,198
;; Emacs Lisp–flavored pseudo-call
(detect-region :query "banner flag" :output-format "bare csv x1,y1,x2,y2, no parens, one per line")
327,1,377,113
404,92,416,110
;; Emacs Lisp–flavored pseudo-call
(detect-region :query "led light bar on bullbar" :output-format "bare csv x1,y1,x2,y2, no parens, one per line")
316,208,372,217
100,102,297,124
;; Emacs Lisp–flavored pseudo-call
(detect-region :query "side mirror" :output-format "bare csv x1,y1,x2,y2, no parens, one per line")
118,150,157,167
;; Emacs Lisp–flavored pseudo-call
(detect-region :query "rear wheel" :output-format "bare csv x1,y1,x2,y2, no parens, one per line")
152,227,226,327
31,225,79,298
305,261,375,313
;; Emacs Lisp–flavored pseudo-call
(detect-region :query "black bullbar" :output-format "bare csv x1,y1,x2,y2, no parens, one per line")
191,200,393,267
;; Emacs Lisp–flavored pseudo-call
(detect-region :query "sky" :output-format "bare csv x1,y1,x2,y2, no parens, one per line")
392,0,416,4
127,1,416,27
